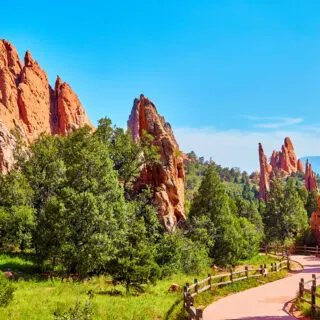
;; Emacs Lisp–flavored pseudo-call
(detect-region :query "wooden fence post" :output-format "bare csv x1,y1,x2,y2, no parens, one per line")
183,286,187,308
264,264,267,277
260,265,264,276
208,274,212,289
245,266,249,279
312,274,316,287
271,263,274,272
194,278,199,294
196,308,203,320
230,269,233,283
312,279,316,315
287,254,290,270
299,278,304,298
304,245,307,254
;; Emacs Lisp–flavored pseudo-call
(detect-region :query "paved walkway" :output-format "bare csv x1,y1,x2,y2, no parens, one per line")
203,255,320,320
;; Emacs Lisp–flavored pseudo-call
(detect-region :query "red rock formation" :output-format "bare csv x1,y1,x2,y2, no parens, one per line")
258,143,272,200
297,159,304,173
0,39,93,171
305,160,318,192
127,94,185,230
258,137,304,200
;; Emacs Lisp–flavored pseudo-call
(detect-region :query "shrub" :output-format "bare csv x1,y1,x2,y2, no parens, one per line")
53,297,94,320
0,273,15,307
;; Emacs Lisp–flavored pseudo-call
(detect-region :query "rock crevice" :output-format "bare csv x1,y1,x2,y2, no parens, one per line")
127,94,185,230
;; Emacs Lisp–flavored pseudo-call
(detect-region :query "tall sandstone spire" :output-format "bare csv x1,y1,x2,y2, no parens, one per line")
127,94,186,230
259,137,304,200
0,39,93,171
305,160,318,192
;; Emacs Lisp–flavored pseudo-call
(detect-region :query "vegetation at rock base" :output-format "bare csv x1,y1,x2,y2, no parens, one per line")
0,252,284,320
0,122,314,319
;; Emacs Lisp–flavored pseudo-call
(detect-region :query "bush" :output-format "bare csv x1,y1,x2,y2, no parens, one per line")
53,297,94,320
156,231,210,277
0,273,15,307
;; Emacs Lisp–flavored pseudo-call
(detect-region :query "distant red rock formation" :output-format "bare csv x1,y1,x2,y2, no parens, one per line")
305,160,318,192
259,143,273,200
0,39,93,172
258,137,304,200
127,94,185,230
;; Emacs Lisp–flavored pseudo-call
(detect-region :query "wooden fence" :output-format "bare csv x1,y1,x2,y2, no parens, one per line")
263,245,320,256
299,274,320,315
183,258,290,320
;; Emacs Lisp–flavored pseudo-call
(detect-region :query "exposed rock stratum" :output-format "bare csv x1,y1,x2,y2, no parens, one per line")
258,137,304,200
0,39,93,171
127,94,186,230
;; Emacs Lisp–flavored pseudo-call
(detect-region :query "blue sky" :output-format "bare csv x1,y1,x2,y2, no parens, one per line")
2,0,320,172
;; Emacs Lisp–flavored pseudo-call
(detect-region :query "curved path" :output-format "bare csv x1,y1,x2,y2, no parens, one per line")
203,255,320,320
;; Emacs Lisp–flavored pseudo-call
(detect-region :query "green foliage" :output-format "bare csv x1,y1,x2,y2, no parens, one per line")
298,186,308,205
263,178,308,244
235,198,264,236
108,212,161,293
237,217,260,259
20,127,126,275
188,164,248,266
54,297,94,320
0,273,15,307
306,190,319,218
184,151,259,203
95,118,160,196
223,182,243,199
156,231,210,277
0,172,35,249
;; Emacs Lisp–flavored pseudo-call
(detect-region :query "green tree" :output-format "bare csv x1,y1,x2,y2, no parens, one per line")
235,198,264,236
0,172,35,249
188,164,244,266
306,190,319,218
108,212,160,293
21,127,126,275
238,217,261,259
95,118,159,196
263,178,308,244
298,186,308,206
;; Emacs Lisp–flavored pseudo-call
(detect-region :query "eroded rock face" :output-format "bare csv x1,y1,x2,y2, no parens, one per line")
259,137,304,200
127,94,185,230
305,160,318,192
259,143,272,201
0,39,93,170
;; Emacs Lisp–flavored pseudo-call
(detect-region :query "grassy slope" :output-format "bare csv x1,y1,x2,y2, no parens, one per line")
0,253,285,320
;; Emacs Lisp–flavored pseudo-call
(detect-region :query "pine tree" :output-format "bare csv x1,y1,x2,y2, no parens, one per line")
188,164,243,266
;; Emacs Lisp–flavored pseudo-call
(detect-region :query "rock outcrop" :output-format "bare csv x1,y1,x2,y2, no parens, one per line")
259,143,273,201
305,160,318,192
127,94,185,230
0,39,93,171
259,137,304,200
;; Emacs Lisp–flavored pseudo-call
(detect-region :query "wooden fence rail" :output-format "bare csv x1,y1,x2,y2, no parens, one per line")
263,245,320,256
183,257,290,320
299,274,320,315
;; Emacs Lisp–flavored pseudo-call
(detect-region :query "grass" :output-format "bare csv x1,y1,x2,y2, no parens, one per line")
0,253,286,320
296,286,320,319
